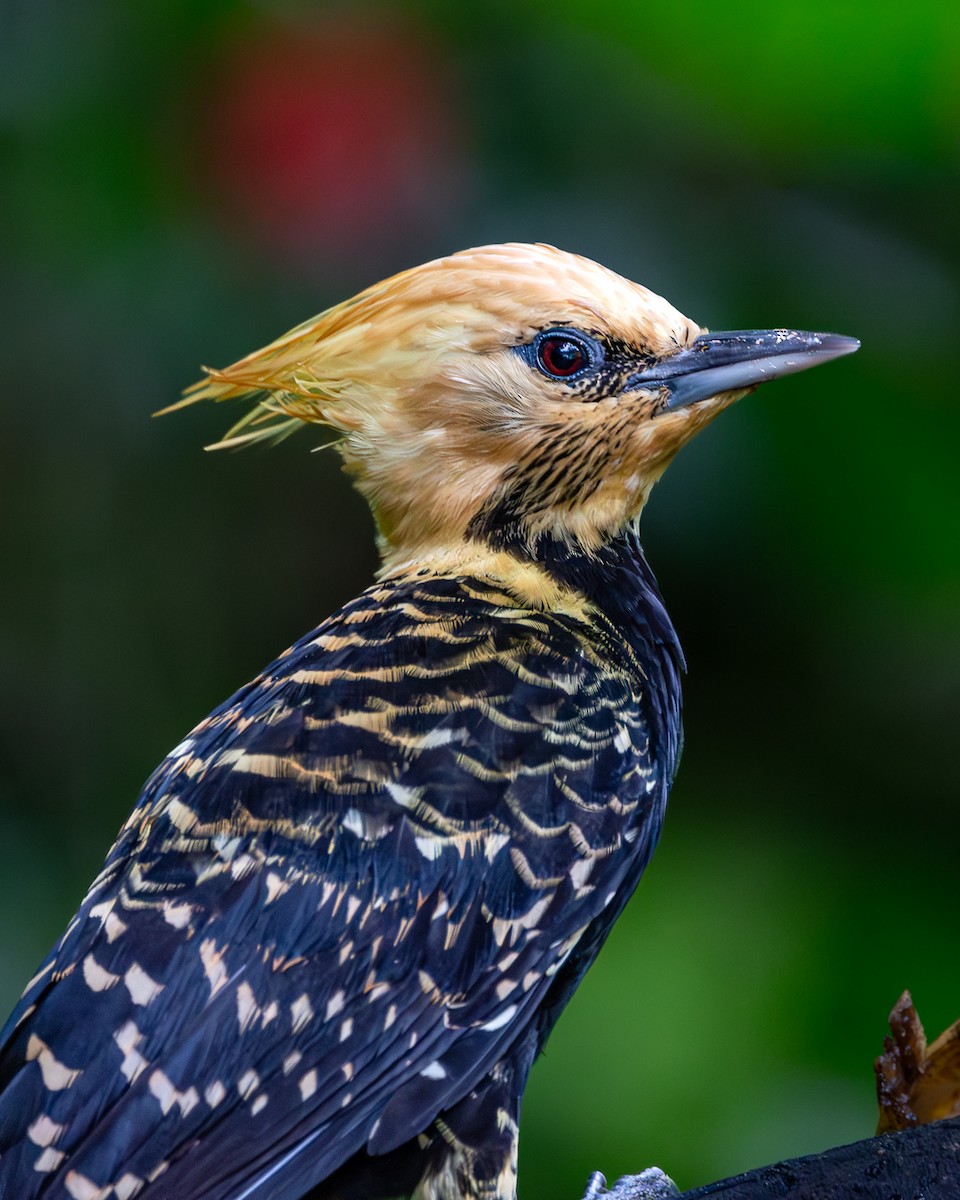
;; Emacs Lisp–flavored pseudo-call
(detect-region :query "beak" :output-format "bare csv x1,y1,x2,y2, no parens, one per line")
628,329,860,410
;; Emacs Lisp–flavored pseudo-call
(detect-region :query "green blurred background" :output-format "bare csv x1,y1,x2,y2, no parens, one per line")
1,0,958,1194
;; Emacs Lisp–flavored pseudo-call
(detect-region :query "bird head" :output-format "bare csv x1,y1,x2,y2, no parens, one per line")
173,244,857,573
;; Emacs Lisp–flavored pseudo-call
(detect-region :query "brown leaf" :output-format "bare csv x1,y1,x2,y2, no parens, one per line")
876,990,960,1132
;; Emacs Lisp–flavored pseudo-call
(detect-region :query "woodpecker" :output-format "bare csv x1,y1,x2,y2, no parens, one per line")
0,244,857,1200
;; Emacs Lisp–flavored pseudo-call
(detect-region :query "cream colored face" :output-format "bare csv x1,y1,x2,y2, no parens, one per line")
355,332,739,559
179,244,745,562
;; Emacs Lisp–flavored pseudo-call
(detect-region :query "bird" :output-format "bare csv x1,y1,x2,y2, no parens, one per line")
0,243,858,1200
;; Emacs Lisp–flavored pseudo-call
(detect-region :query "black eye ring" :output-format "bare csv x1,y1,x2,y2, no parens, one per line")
532,329,596,380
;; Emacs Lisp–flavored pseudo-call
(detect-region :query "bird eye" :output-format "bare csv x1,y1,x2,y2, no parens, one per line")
535,332,591,379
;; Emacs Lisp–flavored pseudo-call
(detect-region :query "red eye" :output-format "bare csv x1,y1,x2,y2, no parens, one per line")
537,335,588,378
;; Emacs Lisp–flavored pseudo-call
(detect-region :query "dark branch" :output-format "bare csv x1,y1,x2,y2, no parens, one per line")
587,1116,960,1200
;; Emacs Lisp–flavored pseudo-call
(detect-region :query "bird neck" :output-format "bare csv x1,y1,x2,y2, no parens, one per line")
533,526,676,634
517,525,686,779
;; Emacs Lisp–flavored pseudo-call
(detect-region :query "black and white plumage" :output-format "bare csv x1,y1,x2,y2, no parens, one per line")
0,244,857,1200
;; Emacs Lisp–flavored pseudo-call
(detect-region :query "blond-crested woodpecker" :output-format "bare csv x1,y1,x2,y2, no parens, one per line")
0,244,858,1200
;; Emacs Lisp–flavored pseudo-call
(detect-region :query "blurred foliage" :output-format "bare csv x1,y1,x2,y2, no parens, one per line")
0,0,958,1195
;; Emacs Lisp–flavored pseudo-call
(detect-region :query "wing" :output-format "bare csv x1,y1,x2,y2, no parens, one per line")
0,573,669,1200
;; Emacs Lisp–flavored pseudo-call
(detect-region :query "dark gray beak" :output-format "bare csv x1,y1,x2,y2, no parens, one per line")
628,329,860,410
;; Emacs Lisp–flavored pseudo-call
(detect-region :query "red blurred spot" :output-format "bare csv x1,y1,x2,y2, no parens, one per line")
202,15,466,266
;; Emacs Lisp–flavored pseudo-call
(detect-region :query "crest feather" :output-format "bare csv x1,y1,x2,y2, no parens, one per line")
157,292,393,448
